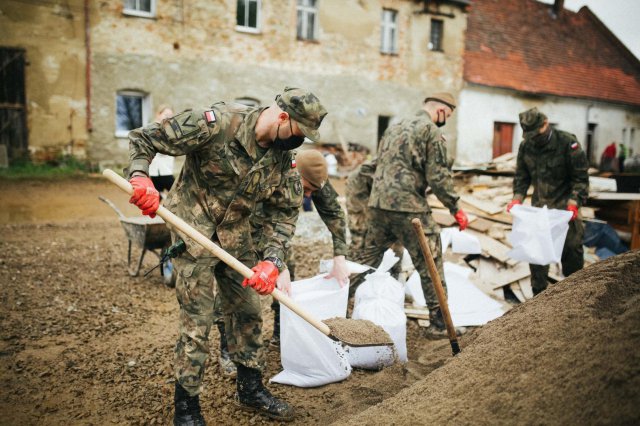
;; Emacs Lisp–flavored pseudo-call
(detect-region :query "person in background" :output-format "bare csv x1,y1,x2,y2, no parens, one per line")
507,107,589,296
600,142,618,173
149,105,176,194
618,143,627,173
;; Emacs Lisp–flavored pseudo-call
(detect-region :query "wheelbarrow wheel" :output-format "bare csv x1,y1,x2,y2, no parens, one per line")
163,259,177,288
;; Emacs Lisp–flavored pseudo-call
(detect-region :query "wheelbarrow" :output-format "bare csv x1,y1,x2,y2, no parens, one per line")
98,196,176,286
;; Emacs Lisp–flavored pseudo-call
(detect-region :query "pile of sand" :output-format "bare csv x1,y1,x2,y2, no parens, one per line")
341,250,640,425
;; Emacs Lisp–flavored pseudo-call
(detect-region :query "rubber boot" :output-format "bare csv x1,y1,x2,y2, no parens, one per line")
270,306,280,348
426,306,448,339
235,363,295,422
174,381,206,426
217,322,237,379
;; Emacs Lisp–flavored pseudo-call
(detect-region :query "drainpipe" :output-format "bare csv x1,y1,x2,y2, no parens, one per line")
553,0,565,18
84,0,92,132
586,103,593,164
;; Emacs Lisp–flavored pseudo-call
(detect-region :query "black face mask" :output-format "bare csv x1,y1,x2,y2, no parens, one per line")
435,109,447,128
272,121,305,151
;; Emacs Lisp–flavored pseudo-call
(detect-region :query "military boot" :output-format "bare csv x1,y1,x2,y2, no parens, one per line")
174,381,206,426
426,306,448,339
270,307,281,348
235,363,295,422
217,322,237,379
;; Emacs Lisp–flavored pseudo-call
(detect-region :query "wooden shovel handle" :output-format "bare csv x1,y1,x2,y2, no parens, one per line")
411,218,461,355
103,169,332,336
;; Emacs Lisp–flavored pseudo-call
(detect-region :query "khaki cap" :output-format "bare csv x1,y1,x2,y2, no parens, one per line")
296,150,328,190
519,107,547,138
276,87,328,142
424,92,457,110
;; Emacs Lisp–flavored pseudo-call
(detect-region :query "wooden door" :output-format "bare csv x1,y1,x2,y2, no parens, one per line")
493,122,514,158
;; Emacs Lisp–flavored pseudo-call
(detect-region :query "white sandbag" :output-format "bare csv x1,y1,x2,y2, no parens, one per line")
270,275,351,387
376,248,400,273
319,258,371,275
508,205,572,265
354,271,405,308
404,270,427,307
441,227,482,254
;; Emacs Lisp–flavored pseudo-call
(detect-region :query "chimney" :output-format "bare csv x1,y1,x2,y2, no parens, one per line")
553,0,565,18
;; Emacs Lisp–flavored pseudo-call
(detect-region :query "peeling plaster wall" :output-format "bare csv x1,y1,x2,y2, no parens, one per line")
90,0,468,166
0,0,88,160
456,84,640,165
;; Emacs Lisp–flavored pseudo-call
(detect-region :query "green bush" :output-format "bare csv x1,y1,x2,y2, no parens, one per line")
0,155,94,179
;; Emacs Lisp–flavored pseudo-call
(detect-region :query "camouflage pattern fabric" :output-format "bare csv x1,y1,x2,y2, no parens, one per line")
368,110,460,215
128,102,302,396
357,208,445,309
275,87,327,142
310,180,348,257
513,127,588,292
513,129,589,209
345,160,376,259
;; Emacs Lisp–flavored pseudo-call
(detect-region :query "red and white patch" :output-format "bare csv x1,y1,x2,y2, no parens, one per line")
291,159,297,168
204,110,216,124
571,142,579,150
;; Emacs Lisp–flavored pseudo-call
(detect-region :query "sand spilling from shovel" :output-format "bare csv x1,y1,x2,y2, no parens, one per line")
324,317,394,347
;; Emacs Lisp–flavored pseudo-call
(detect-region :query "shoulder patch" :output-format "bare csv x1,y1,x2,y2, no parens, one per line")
204,110,216,124
571,142,579,150
291,159,297,168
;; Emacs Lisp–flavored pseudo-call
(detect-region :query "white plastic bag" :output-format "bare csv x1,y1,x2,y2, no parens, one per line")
404,270,427,307
270,275,351,387
507,205,572,265
441,227,482,254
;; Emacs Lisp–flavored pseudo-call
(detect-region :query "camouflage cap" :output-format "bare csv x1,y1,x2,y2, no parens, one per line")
424,92,457,110
296,149,328,190
276,87,328,142
519,107,547,138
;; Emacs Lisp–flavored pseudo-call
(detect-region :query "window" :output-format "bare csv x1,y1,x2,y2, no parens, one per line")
116,91,150,137
236,0,261,33
297,0,318,41
123,0,156,18
380,9,398,54
429,19,443,51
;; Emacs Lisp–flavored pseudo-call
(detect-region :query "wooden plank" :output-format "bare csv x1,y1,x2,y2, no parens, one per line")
432,210,457,227
493,287,505,300
417,319,430,328
476,258,530,289
519,277,533,300
467,230,518,266
468,217,493,233
509,282,526,303
460,195,504,215
405,307,430,320
589,192,640,201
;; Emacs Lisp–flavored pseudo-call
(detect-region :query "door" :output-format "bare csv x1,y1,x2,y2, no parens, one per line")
0,48,28,164
493,122,514,158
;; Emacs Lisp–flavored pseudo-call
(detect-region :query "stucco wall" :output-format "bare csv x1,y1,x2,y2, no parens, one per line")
456,84,640,165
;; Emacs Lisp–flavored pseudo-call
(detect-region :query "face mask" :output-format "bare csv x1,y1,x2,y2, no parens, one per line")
532,127,551,146
435,109,447,128
272,121,305,151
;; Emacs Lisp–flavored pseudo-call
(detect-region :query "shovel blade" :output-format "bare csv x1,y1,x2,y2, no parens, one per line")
323,317,394,347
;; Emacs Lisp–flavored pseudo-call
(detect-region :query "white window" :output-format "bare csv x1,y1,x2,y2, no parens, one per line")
381,9,398,54
116,91,150,138
123,0,156,18
236,0,261,33
297,0,318,41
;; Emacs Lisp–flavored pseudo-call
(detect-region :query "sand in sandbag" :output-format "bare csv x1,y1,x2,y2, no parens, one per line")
324,317,394,347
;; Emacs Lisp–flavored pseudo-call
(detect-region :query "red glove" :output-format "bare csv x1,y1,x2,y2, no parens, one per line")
567,204,579,221
506,199,522,213
129,176,160,218
242,260,279,295
454,209,469,231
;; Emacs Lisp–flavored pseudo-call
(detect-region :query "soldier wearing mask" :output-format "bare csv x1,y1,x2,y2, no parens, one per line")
126,87,327,424
507,107,589,295
356,92,468,337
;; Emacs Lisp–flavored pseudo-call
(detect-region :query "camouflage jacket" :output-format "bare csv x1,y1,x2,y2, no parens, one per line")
252,177,348,257
346,160,376,215
128,103,303,260
513,130,589,209
368,110,459,214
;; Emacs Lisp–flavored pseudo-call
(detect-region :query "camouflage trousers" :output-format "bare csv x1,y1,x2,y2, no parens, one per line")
172,249,264,397
347,211,368,262
530,218,584,294
356,208,445,309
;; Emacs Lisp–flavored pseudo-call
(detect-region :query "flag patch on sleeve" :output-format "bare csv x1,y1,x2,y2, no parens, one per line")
291,159,297,168
204,110,216,124
571,142,579,149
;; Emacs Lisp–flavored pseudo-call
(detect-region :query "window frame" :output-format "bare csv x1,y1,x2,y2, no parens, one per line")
236,0,262,34
123,0,156,18
429,18,444,52
380,8,398,55
297,0,319,42
115,90,151,138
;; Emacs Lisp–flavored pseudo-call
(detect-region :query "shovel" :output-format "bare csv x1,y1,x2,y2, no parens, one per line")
411,218,461,356
103,169,393,348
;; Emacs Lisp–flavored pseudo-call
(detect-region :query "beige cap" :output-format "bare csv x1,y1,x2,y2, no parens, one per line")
296,150,328,190
424,92,457,110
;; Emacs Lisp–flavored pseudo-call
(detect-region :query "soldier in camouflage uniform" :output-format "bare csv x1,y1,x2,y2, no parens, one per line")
507,107,589,295
356,93,469,336
346,159,376,260
127,87,327,424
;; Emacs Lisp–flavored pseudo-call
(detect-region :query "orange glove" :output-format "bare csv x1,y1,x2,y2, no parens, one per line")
567,204,579,221
454,209,469,231
242,260,278,295
506,199,522,213
129,176,160,218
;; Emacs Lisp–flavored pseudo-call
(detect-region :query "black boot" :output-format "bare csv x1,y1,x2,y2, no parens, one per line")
426,306,448,338
217,322,237,378
235,363,295,422
174,381,206,426
270,307,281,347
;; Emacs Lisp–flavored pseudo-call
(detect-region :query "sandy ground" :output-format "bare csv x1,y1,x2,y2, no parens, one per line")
0,176,458,425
